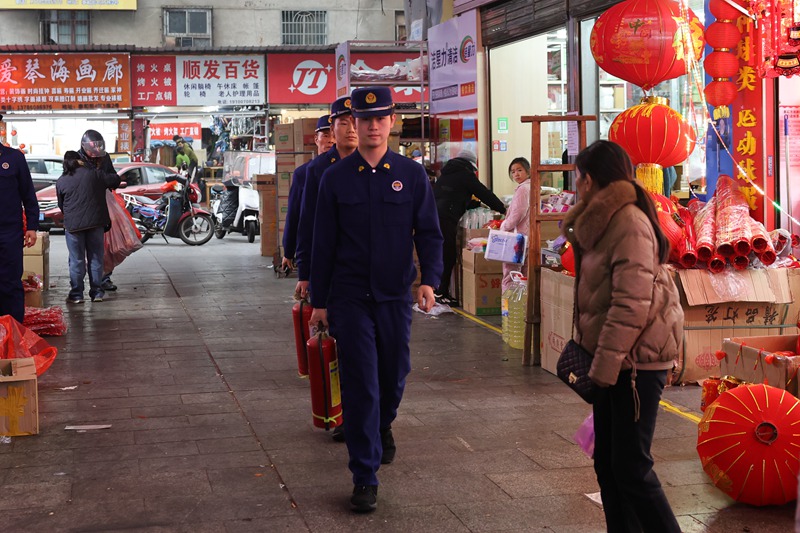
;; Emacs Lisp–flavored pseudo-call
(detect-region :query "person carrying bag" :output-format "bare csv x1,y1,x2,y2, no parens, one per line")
103,190,142,275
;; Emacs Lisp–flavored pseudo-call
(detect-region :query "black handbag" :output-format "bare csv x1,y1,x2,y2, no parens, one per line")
556,339,597,404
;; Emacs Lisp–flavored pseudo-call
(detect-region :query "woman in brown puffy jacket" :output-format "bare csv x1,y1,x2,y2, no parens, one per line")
563,140,683,533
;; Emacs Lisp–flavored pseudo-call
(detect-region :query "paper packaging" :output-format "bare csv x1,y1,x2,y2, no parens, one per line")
293,118,317,149
23,231,49,256
253,173,275,191
258,185,278,257
274,124,295,152
462,271,502,316
276,155,294,197
24,288,43,308
295,153,314,168
540,268,575,375
720,336,800,396
22,252,49,292
485,229,528,264
462,249,502,274
0,357,39,436
675,268,794,383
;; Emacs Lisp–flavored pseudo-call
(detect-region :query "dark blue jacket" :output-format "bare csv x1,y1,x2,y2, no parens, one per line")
310,149,443,308
56,164,121,232
282,160,311,260
0,145,39,231
296,145,345,281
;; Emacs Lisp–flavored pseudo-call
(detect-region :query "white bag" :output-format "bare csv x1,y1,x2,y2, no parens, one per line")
485,229,527,264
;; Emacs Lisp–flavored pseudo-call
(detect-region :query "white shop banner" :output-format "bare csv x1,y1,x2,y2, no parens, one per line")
176,55,265,106
334,42,351,99
428,10,478,114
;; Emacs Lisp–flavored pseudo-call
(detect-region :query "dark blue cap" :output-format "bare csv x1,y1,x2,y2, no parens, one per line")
329,96,352,120
350,87,394,118
315,115,331,132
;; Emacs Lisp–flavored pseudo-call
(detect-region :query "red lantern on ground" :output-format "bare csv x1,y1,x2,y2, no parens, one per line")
590,0,705,91
609,96,696,193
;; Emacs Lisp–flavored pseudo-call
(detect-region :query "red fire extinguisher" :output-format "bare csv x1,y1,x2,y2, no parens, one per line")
307,327,343,430
292,299,313,377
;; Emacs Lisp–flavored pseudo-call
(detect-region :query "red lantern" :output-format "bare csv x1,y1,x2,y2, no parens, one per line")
708,0,743,21
704,51,740,78
704,22,742,49
704,80,738,109
590,0,705,91
609,96,696,193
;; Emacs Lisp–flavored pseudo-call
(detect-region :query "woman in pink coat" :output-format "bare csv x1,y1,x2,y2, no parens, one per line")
499,157,531,292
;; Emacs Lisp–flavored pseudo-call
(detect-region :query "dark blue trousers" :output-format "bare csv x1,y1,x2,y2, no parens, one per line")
593,369,680,533
0,228,25,323
329,296,412,486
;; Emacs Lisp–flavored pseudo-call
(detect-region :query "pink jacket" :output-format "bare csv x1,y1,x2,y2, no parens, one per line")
499,181,530,235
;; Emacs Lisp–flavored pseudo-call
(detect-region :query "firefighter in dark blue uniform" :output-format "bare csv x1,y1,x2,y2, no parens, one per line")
281,115,333,272
294,97,358,299
309,87,443,512
0,141,40,323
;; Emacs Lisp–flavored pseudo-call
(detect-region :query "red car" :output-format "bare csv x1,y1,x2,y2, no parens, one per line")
37,162,181,230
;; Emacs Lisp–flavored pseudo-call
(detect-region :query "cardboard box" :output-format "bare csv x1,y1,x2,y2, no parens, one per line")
253,173,276,191
258,186,278,257
293,118,318,149
24,288,43,308
0,358,38,436
720,336,800,396
462,249,502,274
276,155,295,197
22,251,49,292
539,268,575,375
295,153,314,167
277,195,289,224
23,231,49,256
274,124,295,152
676,268,794,383
485,230,527,264
462,271,502,316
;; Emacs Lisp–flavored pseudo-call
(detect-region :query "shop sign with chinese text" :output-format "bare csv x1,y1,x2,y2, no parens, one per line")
428,10,478,114
132,55,265,107
0,53,131,111
149,122,201,141
0,0,137,9
267,54,334,104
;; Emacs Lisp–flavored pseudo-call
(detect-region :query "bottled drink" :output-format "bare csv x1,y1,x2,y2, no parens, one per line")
502,272,525,346
507,274,528,350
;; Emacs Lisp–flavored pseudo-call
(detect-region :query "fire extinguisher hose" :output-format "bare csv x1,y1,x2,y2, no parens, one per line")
315,331,332,430
299,299,309,370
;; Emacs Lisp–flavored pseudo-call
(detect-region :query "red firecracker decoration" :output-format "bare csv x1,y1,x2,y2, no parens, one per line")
609,96,696,193
704,0,743,117
590,0,705,91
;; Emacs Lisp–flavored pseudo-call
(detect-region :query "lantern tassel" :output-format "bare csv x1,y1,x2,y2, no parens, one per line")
636,163,664,194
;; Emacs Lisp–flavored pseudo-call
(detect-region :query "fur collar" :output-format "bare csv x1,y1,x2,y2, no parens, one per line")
563,180,638,251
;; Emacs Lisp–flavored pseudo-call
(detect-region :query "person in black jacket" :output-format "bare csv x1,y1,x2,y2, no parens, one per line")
57,151,121,303
79,129,120,292
433,150,506,305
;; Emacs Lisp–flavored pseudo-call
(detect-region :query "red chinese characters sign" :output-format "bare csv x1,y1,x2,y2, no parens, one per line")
0,53,131,111
267,53,427,105
132,55,265,107
149,122,201,141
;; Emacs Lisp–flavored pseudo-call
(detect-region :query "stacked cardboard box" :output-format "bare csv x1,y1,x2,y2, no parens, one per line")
23,232,49,291
461,233,503,315
0,357,38,437
255,174,278,258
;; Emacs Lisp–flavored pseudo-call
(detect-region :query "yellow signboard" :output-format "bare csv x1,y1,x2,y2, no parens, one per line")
0,0,137,9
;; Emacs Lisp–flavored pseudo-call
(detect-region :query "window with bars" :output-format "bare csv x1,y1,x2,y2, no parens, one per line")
281,11,327,46
40,11,90,45
163,8,212,48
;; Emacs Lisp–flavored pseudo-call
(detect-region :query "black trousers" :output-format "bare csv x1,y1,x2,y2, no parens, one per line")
438,216,458,297
0,228,24,323
593,369,679,533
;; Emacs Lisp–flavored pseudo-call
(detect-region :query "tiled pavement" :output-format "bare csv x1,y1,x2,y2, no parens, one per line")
0,235,795,532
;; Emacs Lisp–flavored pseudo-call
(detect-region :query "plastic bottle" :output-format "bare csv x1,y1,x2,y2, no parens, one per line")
501,271,524,346
507,273,528,350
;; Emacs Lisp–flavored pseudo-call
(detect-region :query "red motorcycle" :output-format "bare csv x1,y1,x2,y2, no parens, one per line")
123,175,214,245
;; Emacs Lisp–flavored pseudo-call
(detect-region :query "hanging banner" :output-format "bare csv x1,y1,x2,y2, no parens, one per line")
149,122,201,141
0,0,137,9
428,10,478,114
117,120,132,154
0,53,131,111
267,54,334,104
335,43,350,98
132,55,265,107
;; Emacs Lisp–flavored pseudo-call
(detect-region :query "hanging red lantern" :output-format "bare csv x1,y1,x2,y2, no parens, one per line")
704,0,743,117
704,80,738,108
708,0,743,21
704,51,740,78
609,96,696,193
590,0,705,91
